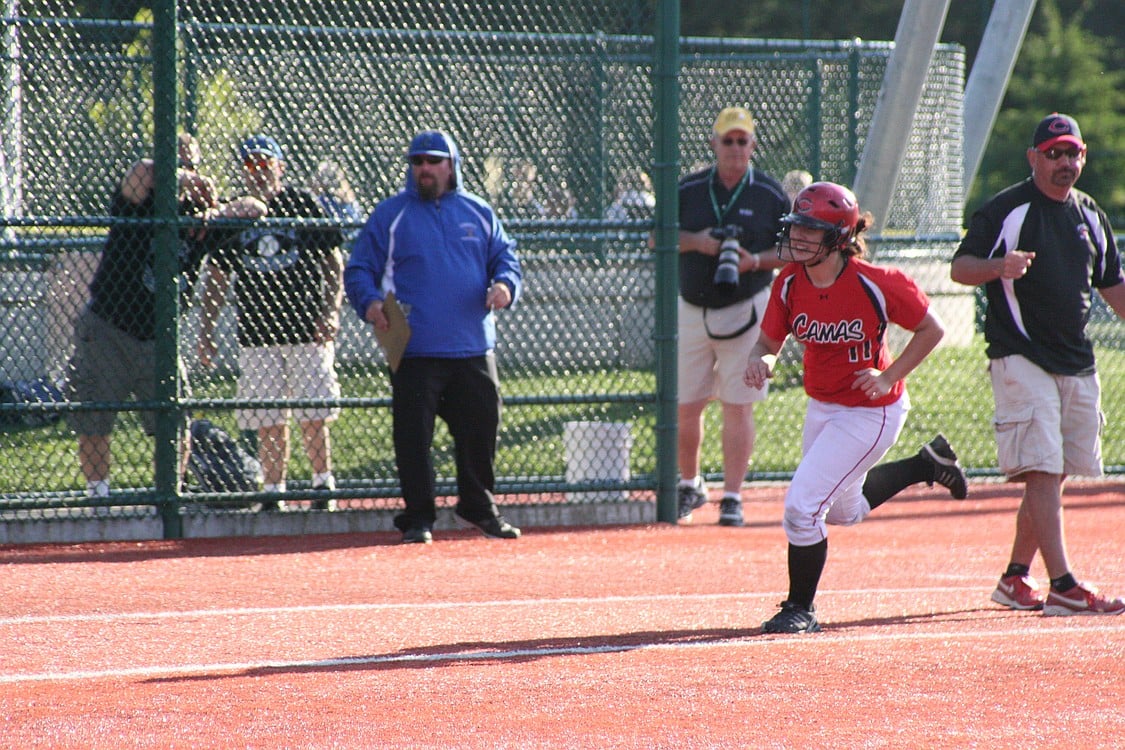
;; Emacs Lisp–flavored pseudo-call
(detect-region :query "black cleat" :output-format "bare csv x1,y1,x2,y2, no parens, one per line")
920,434,968,499
762,601,821,634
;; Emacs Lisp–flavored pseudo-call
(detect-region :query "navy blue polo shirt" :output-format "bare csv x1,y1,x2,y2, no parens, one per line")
678,165,789,309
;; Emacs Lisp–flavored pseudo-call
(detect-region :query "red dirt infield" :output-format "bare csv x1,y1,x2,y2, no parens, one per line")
2,481,1124,748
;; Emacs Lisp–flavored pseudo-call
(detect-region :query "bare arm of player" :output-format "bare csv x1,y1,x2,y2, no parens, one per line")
852,309,946,400
743,332,785,390
950,250,1034,286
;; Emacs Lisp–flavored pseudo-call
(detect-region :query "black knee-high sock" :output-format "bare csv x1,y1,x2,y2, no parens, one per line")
862,455,930,510
787,538,828,610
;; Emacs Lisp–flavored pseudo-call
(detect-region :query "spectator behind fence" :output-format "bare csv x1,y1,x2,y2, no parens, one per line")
310,159,364,251
505,157,547,219
198,134,344,509
66,133,217,499
605,167,655,224
951,112,1125,617
344,129,523,544
781,169,813,208
543,182,579,220
744,180,966,635
675,106,791,527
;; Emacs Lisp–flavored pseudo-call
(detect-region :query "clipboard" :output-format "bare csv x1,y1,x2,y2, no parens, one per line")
373,292,411,373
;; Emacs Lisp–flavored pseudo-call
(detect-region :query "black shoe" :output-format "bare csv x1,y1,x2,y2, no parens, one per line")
454,511,521,539
718,496,744,527
762,601,821,634
920,434,968,500
677,482,707,522
401,525,433,544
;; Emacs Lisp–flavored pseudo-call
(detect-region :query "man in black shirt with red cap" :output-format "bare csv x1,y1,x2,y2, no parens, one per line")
952,112,1125,616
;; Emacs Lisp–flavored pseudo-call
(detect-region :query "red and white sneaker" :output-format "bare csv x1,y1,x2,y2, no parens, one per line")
1043,582,1125,617
991,574,1045,611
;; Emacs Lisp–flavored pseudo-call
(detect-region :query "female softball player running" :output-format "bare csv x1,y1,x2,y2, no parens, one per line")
744,181,967,634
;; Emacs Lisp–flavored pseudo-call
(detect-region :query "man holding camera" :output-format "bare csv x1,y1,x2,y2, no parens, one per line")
676,106,790,526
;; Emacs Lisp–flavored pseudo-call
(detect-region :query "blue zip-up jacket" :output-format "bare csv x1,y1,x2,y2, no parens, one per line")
344,133,522,358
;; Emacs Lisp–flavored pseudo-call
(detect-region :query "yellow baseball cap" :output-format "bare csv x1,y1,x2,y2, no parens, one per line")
713,107,756,137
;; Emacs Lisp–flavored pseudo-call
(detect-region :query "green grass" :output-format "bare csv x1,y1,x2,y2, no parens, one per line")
5,340,1125,494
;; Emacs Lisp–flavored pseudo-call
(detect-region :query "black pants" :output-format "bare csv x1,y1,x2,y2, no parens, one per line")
390,355,501,527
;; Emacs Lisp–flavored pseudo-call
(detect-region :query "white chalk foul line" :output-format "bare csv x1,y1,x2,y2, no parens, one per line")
0,587,977,627
3,620,1125,685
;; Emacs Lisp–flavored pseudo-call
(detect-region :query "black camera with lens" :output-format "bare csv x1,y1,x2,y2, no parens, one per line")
709,224,743,293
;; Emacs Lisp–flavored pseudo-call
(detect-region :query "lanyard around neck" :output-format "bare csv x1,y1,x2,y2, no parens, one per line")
709,166,750,226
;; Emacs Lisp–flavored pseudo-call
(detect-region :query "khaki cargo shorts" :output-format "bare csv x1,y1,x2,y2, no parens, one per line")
989,354,1103,479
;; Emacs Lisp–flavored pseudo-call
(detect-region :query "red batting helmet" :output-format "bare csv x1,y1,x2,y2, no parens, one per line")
783,181,860,252
776,182,861,266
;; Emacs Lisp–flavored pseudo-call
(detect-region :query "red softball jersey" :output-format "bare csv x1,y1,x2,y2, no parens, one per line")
760,257,930,408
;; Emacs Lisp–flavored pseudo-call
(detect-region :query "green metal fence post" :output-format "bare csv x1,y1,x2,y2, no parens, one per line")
153,0,183,538
653,0,680,523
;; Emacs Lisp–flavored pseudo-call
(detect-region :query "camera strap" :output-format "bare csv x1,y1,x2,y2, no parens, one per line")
703,303,758,341
709,167,750,225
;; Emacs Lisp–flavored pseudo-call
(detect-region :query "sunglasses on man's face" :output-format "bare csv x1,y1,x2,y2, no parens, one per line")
721,137,749,147
410,155,446,166
242,156,275,170
1041,147,1085,161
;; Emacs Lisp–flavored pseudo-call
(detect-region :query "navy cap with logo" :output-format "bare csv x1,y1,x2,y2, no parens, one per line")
1032,113,1084,152
238,134,284,162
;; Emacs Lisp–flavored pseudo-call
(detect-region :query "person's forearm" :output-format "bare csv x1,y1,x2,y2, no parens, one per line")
323,250,344,312
679,229,717,255
951,255,1004,286
199,268,226,339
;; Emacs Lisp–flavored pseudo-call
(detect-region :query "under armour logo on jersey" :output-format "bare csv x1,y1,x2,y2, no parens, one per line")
1077,224,1090,242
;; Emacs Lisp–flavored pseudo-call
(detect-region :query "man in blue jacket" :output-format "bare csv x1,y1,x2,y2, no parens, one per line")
345,130,523,544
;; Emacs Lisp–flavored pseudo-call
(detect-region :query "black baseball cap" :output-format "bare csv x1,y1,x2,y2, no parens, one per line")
1032,113,1084,152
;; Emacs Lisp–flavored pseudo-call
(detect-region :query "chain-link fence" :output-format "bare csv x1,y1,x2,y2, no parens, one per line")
2,2,1120,542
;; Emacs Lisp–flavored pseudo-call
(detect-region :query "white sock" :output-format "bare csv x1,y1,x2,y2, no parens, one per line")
721,492,740,502
312,471,335,490
263,481,287,493
86,480,110,498
679,476,703,489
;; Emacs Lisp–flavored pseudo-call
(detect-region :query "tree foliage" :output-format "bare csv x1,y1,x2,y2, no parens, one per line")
972,0,1125,218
